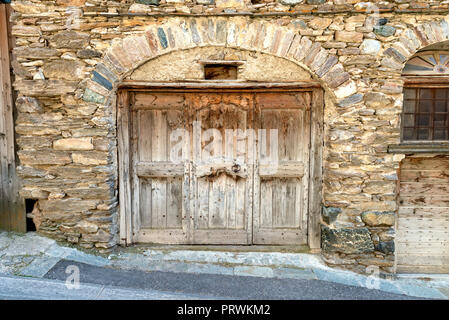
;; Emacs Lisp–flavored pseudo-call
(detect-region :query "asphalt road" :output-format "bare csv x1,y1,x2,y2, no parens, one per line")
41,259,421,300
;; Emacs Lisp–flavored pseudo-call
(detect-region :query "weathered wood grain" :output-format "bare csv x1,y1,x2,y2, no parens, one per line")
121,88,320,247
0,4,25,232
397,156,449,273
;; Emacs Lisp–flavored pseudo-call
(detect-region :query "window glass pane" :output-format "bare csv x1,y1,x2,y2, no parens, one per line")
403,114,415,127
403,100,415,113
403,128,415,140
418,114,430,126
434,129,448,140
417,128,430,140
402,87,449,142
419,88,433,99
435,100,447,113
419,100,432,113
434,113,447,127
436,89,447,100
404,88,416,100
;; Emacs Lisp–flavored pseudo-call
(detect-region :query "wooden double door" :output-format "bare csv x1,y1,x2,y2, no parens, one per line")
125,89,312,245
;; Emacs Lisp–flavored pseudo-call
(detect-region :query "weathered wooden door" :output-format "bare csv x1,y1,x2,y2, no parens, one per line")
124,89,314,245
253,93,310,244
130,93,190,243
189,93,254,244
397,156,449,273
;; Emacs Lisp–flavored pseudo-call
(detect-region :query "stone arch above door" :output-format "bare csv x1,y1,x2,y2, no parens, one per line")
81,17,354,106
126,47,313,82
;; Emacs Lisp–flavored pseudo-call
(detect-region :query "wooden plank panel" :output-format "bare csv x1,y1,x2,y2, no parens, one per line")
235,177,246,230
226,175,236,229
118,90,133,244
151,179,167,228
401,157,449,170
272,179,283,227
208,175,226,229
166,177,182,228
399,195,449,207
260,180,273,228
253,91,311,245
259,163,304,178
398,207,449,218
0,4,25,232
397,156,449,273
286,180,298,227
397,230,449,241
139,179,152,228
136,163,184,177
396,265,449,274
397,254,449,266
151,110,167,161
133,93,185,110
396,242,449,254
196,179,209,230
400,182,449,195
130,93,189,243
137,110,152,162
398,217,449,229
255,92,311,110
399,170,449,183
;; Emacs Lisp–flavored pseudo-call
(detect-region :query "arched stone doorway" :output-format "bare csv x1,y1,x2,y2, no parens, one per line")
116,46,325,248
80,18,363,251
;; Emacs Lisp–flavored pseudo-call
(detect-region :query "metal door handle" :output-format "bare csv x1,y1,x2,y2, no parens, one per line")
232,164,241,173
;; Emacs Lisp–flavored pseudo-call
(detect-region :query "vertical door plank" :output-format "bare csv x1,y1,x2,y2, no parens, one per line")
226,176,236,229
253,92,311,244
260,180,273,228
166,177,182,228
118,90,133,244
139,179,152,228
197,178,209,229
0,4,25,232
151,178,167,228
137,110,153,162
151,110,167,161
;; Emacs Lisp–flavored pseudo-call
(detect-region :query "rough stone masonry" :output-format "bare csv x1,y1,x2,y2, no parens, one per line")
8,0,449,274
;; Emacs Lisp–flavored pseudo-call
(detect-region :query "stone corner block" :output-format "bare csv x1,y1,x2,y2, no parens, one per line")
321,225,375,254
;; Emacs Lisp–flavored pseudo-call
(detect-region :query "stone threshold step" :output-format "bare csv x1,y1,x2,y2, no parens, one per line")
112,247,327,271
123,244,312,254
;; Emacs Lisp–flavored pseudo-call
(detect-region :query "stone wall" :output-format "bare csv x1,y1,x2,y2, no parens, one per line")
8,0,449,272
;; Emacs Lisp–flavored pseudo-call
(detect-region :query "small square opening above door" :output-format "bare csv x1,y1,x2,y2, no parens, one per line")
204,64,238,80
200,60,244,80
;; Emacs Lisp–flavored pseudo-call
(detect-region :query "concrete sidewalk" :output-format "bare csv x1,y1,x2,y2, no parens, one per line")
1,231,448,299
